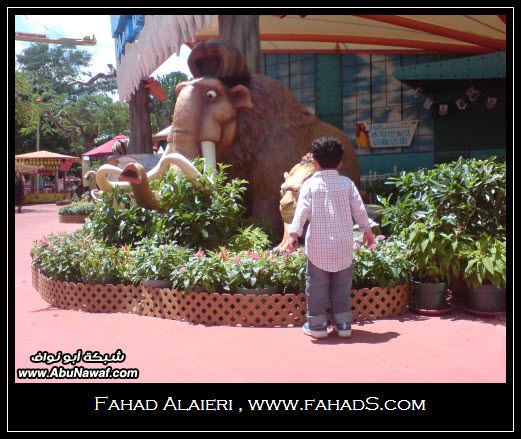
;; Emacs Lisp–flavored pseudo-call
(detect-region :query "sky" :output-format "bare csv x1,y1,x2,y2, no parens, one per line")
14,15,193,89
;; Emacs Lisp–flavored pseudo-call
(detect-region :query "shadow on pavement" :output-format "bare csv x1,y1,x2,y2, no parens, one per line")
311,329,400,345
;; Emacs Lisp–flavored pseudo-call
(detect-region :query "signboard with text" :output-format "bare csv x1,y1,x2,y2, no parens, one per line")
368,120,418,148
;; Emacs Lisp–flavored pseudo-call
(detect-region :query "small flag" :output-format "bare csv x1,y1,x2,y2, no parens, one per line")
456,97,467,110
486,97,497,110
439,104,448,116
423,97,433,110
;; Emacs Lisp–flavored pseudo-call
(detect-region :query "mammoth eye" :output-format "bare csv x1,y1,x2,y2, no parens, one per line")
205,90,218,100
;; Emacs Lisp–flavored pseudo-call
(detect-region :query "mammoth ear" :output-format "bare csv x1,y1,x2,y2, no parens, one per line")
228,84,254,110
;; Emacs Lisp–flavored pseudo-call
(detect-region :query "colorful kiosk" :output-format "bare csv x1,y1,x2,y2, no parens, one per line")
15,150,80,203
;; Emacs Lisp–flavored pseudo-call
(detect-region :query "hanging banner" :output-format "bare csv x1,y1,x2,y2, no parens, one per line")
368,120,418,148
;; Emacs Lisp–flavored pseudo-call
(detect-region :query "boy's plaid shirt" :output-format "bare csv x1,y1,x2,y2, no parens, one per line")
288,169,371,272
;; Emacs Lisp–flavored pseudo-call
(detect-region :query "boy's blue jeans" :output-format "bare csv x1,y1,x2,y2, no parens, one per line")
305,259,354,329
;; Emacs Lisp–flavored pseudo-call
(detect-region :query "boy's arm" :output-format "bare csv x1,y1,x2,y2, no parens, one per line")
349,182,375,245
288,181,312,240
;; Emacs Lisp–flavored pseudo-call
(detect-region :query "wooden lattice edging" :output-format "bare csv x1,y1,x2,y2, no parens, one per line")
35,270,410,326
58,214,89,224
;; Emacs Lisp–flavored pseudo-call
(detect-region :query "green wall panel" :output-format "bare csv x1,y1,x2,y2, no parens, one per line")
315,54,342,129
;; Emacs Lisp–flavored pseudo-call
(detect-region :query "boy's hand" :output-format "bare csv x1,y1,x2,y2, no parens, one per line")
288,233,299,253
363,230,375,247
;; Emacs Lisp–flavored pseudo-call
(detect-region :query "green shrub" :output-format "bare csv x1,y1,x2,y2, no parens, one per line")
380,157,506,238
227,224,274,253
130,239,190,283
79,241,135,285
459,235,506,290
274,249,307,294
352,236,414,288
85,188,160,246
170,250,227,294
59,201,96,216
155,160,248,250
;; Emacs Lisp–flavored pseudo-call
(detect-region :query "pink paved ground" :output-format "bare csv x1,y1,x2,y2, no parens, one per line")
14,204,507,383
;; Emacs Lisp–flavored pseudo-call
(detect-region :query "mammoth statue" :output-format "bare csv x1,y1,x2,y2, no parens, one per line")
96,39,360,237
170,39,360,235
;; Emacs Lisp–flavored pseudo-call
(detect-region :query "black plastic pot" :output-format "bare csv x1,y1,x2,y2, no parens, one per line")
411,281,450,311
143,279,173,289
466,284,506,314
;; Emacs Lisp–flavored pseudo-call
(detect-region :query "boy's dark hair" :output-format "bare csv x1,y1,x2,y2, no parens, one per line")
310,136,344,169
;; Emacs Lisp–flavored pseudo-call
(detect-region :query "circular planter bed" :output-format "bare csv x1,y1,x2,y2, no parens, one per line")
58,213,89,224
33,270,411,327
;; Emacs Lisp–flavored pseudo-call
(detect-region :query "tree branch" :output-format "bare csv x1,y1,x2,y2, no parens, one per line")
69,64,116,87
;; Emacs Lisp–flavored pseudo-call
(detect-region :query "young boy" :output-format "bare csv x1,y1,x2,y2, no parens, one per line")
288,136,374,339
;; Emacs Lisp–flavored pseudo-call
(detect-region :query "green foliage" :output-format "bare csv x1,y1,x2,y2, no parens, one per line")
154,159,248,249
222,251,280,291
379,157,506,285
85,188,159,246
31,231,86,282
380,157,506,238
79,242,135,285
59,201,96,216
460,235,506,290
274,250,307,294
130,240,190,283
353,237,414,288
15,71,39,130
170,250,227,294
227,224,274,252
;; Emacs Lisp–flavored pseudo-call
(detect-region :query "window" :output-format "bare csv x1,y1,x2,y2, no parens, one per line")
263,54,316,114
342,53,435,155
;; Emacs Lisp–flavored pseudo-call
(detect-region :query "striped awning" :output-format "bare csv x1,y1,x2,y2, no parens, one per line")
114,14,507,102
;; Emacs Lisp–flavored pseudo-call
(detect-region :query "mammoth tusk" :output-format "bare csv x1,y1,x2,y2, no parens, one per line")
90,189,104,202
93,143,211,195
201,140,216,170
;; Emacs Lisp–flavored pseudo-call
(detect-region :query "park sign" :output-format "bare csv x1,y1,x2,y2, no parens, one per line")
368,120,418,148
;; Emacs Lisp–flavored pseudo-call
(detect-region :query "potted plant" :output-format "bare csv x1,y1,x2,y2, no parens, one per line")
459,235,506,316
404,222,461,314
273,248,307,294
131,240,190,288
224,250,280,295
352,236,413,290
170,249,227,294
58,201,96,223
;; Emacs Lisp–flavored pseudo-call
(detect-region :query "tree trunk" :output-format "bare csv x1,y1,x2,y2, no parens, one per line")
128,81,152,154
218,15,261,74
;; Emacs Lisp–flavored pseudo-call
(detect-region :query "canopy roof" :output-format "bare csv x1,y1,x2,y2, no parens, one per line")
82,134,128,157
114,14,507,102
152,125,171,141
15,162,43,174
15,150,80,161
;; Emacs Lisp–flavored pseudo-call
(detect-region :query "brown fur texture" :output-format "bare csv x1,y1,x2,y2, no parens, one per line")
182,40,361,236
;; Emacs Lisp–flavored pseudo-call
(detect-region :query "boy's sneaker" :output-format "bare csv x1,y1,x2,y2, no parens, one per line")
336,322,352,338
302,322,328,339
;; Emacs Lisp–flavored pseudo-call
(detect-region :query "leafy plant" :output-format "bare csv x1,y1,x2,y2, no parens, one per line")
155,160,248,250
130,239,190,283
79,241,135,285
459,235,506,290
30,231,86,282
401,221,471,284
223,250,280,292
59,201,96,216
380,157,506,238
352,236,414,289
85,188,159,246
227,224,274,253
170,249,227,294
273,249,307,294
